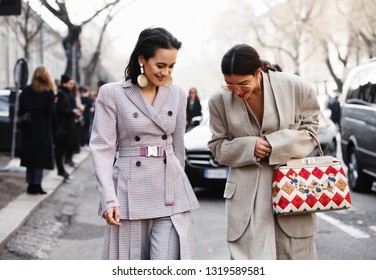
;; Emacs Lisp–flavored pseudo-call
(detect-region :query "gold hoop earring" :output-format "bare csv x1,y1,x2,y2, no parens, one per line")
163,75,173,86
137,64,148,87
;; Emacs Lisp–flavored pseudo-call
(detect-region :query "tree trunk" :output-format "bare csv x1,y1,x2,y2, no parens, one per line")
325,56,343,93
63,25,82,83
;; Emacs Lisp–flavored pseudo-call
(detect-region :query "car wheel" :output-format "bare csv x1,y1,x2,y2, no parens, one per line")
347,146,373,192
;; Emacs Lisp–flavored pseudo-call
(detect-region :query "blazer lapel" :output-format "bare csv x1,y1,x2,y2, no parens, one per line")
267,71,290,130
225,91,258,137
122,80,167,132
153,85,171,113
148,85,172,131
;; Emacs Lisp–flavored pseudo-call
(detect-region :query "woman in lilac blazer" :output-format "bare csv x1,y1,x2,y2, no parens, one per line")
90,27,199,260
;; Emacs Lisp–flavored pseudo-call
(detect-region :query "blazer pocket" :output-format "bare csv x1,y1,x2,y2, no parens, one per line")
114,168,134,219
223,182,236,199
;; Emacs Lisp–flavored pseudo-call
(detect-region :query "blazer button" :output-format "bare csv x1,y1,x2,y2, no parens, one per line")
133,112,139,118
135,136,141,141
168,111,173,116
162,134,167,140
136,161,141,167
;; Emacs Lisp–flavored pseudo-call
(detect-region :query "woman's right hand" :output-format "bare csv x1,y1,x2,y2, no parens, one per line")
255,137,272,159
103,206,121,226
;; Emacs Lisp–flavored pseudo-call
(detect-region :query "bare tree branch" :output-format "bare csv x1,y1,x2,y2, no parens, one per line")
39,0,127,83
12,1,45,60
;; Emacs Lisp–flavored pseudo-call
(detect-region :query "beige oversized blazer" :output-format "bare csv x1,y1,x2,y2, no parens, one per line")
90,80,199,220
208,70,320,242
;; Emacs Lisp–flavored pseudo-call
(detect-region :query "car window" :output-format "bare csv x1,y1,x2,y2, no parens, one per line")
344,61,376,106
0,94,10,117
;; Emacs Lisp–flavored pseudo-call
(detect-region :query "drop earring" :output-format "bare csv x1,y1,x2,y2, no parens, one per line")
163,75,173,86
137,64,148,87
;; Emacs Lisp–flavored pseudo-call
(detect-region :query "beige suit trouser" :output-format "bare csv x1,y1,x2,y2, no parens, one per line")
228,217,317,260
274,218,317,260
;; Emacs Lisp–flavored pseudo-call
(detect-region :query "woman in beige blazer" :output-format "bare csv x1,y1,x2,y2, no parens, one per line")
208,44,320,260
90,27,199,260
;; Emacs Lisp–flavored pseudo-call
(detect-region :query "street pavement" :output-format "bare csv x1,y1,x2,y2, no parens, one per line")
1,141,375,260
49,157,229,260
0,151,90,259
0,154,228,260
47,156,104,259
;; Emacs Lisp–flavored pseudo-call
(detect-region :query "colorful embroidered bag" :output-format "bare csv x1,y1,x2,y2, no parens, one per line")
272,135,352,216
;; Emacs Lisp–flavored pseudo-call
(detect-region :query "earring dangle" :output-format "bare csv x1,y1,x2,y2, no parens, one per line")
137,64,148,87
163,75,173,86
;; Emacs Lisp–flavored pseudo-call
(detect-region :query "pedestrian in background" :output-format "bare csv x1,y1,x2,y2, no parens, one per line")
53,74,81,180
65,84,83,167
90,80,105,119
79,85,94,148
186,87,202,130
19,66,55,194
208,44,320,260
94,79,106,101
90,27,199,260
327,94,341,132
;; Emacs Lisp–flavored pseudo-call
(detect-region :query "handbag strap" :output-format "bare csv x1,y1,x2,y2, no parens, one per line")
274,130,326,169
307,130,324,156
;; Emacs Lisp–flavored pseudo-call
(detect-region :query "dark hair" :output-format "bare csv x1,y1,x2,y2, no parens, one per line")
273,64,282,72
189,87,197,94
124,27,182,84
221,44,275,75
97,80,106,87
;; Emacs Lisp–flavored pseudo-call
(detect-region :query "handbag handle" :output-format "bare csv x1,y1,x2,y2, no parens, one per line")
274,130,325,169
307,130,324,157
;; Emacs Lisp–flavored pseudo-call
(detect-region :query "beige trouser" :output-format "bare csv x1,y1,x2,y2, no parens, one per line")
274,218,317,260
228,217,317,260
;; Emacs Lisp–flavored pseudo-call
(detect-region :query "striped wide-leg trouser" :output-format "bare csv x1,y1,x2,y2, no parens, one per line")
102,212,193,260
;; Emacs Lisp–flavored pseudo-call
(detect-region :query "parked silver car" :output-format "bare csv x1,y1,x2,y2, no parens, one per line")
184,107,337,190
341,59,376,192
0,89,18,152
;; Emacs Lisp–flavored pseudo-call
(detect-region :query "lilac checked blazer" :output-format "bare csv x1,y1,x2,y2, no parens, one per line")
90,80,199,220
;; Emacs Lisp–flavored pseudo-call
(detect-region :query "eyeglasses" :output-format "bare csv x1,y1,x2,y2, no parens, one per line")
221,83,252,92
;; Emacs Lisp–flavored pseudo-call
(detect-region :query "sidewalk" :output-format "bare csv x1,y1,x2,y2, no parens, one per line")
0,150,90,249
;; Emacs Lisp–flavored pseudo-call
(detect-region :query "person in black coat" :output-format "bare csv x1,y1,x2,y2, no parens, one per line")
186,87,202,130
79,85,94,147
53,74,81,180
64,84,83,167
327,95,341,132
19,66,55,194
